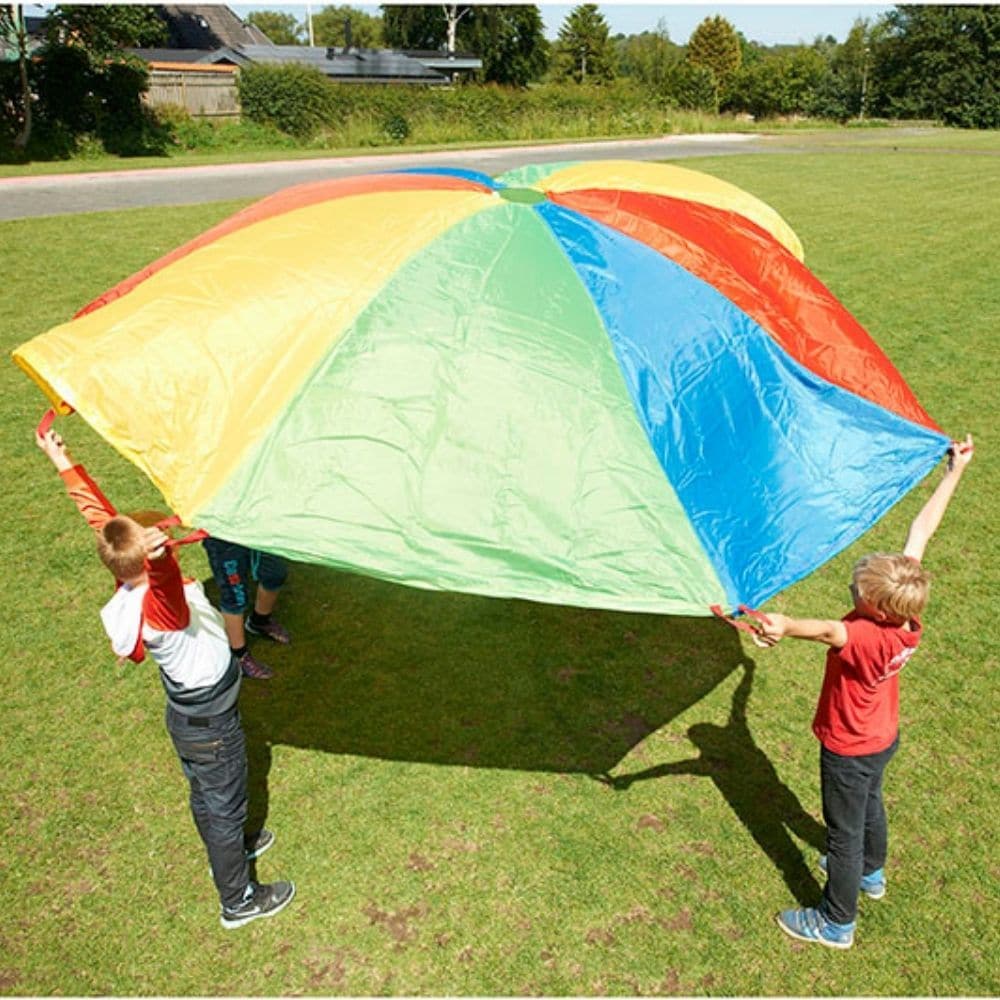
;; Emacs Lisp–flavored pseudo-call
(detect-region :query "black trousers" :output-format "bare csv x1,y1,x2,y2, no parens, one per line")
165,702,250,910
820,734,899,924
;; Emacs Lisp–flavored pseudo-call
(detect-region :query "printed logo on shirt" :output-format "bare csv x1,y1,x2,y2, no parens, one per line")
877,645,916,682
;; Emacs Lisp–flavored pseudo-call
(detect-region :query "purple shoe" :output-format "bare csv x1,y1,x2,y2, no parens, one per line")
238,650,273,680
245,616,291,645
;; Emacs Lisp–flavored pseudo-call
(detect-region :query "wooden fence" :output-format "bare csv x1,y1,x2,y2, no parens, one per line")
145,64,240,119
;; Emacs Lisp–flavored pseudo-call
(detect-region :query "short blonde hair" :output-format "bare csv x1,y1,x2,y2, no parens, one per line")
97,516,147,581
853,552,930,622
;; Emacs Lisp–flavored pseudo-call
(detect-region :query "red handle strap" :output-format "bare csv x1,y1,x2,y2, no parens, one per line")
738,604,772,627
37,408,56,437
710,604,771,635
155,514,209,548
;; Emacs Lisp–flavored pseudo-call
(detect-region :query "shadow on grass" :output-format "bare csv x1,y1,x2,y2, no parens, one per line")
227,565,822,903
599,660,826,904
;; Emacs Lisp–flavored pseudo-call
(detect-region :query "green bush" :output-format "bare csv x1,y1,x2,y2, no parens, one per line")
97,59,169,156
381,113,410,143
237,63,338,138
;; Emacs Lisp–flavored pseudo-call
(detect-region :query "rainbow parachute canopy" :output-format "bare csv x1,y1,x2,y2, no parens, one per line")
14,160,947,615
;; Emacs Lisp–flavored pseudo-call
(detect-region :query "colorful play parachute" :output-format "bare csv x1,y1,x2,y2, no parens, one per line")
14,160,948,615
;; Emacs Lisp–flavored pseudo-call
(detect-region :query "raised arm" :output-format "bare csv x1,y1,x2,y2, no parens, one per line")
903,434,974,563
36,428,117,532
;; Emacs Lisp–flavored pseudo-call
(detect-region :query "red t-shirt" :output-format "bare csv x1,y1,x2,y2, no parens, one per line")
812,610,922,756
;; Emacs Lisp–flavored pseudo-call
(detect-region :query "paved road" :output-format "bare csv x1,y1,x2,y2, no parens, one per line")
0,133,769,221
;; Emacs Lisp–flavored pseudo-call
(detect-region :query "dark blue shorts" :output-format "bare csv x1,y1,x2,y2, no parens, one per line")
202,537,288,615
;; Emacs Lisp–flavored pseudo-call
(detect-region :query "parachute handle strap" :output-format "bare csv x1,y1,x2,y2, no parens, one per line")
710,604,771,636
37,409,57,438
37,403,76,439
155,514,210,549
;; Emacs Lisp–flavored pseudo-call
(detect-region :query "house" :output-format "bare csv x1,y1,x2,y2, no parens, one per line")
125,5,481,118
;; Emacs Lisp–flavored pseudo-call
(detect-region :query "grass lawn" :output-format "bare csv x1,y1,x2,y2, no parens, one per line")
1,146,998,995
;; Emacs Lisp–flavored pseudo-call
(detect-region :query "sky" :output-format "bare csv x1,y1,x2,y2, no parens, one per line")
229,3,895,48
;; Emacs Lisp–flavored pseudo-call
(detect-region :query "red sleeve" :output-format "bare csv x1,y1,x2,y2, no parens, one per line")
837,618,898,685
60,464,117,533
142,550,191,632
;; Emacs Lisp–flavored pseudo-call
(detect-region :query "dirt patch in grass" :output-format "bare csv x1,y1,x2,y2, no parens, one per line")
303,948,349,989
362,901,429,947
636,813,666,832
585,927,616,946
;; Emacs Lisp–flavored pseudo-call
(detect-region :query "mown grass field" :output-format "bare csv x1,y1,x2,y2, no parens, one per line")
1,135,998,995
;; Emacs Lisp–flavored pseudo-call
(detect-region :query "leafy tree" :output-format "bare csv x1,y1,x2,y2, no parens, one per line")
616,21,682,88
29,5,166,156
737,31,766,68
726,45,831,119
462,6,547,85
783,45,830,113
838,20,877,118
727,56,789,118
313,5,383,48
686,15,741,110
381,5,448,50
246,10,303,45
660,59,716,111
0,4,32,150
871,5,1000,128
43,4,165,60
551,4,616,84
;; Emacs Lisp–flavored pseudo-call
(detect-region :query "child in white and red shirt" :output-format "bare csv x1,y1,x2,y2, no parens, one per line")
757,434,974,950
36,427,295,930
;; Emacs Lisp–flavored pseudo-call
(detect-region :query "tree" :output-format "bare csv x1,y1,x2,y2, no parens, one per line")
726,45,832,119
462,5,547,85
686,15,741,110
1,4,32,150
871,5,1000,129
827,19,874,118
551,4,616,84
616,20,681,88
313,5,383,48
381,5,448,50
737,30,765,68
37,5,166,155
246,10,303,45
43,4,165,59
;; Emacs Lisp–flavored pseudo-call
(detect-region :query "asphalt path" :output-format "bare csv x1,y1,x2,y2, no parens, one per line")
0,133,771,221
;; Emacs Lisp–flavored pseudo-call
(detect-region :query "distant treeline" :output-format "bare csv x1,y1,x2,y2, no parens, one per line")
1,4,996,161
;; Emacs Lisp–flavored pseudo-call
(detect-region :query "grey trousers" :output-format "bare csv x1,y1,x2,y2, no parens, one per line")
165,702,250,910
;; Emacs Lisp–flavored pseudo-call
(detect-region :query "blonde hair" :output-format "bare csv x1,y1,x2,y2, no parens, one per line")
97,516,147,581
853,553,930,622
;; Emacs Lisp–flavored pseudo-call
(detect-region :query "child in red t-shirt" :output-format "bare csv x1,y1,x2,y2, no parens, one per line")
757,434,974,949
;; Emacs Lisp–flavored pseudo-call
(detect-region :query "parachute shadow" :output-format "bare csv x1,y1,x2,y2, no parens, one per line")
598,659,826,904
230,564,746,783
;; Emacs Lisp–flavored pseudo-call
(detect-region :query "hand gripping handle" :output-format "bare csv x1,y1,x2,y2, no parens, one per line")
710,604,772,635
154,514,209,548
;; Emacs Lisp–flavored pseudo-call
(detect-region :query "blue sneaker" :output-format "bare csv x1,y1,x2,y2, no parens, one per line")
819,854,886,900
776,907,855,950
